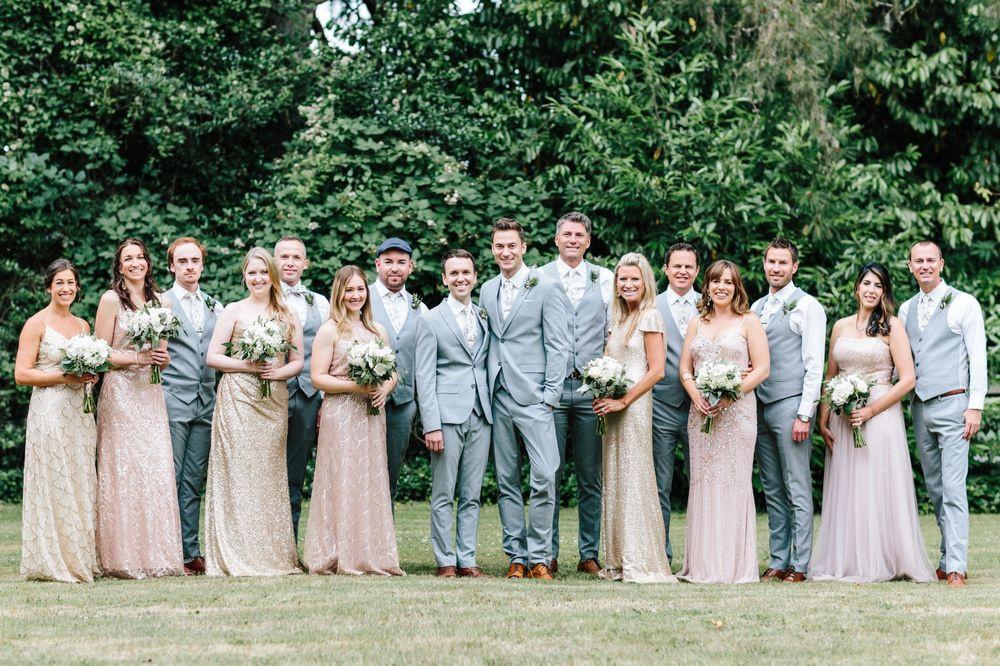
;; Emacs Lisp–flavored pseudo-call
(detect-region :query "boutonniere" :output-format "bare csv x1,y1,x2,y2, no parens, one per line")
525,276,539,290
590,270,599,284
204,294,219,313
304,292,315,308
781,299,799,318
939,292,953,310
479,306,489,322
411,293,422,309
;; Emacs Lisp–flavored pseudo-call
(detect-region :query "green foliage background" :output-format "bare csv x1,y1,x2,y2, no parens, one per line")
1,1,997,508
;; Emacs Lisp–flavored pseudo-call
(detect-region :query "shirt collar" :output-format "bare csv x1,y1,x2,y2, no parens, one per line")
667,286,697,305
555,257,586,279
447,295,473,315
281,281,305,295
171,282,201,301
771,281,797,303
503,263,531,288
374,279,405,300
923,280,949,302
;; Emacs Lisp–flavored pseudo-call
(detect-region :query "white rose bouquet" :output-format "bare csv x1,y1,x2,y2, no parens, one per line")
123,302,182,384
821,373,874,448
577,356,631,435
347,338,397,415
694,359,744,434
60,334,112,413
224,317,296,399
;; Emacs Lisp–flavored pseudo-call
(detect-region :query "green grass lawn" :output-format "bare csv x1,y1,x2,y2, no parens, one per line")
1,503,998,663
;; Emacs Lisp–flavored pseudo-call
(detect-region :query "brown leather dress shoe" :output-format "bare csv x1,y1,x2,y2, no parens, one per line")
184,556,206,576
577,559,601,575
457,566,486,578
506,563,528,579
935,568,947,581
946,571,967,587
527,563,554,580
436,566,458,578
550,558,558,574
760,567,788,581
782,571,807,583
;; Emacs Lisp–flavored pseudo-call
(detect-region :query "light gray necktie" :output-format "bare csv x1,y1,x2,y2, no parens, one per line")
187,292,204,335
918,293,934,331
385,292,404,333
465,307,478,351
563,269,584,308
501,280,516,320
762,294,780,326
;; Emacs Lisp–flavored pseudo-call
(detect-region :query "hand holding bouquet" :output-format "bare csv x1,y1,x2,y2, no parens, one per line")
347,339,397,415
225,317,296,399
123,302,182,384
60,334,112,413
694,360,743,434
821,373,874,448
577,357,630,435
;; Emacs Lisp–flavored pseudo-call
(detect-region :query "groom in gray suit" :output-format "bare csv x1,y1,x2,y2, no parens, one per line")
369,237,428,507
652,242,700,564
162,237,223,575
541,211,613,575
415,249,493,578
481,218,571,580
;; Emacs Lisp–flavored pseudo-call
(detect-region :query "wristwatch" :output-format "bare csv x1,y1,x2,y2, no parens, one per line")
796,415,810,423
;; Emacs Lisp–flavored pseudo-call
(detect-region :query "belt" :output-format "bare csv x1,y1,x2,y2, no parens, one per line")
923,388,966,402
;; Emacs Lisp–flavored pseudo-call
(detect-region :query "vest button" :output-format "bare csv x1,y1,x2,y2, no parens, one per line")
915,362,920,367
471,384,476,389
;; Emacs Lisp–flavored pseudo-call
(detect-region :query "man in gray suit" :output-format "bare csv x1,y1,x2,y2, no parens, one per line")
481,218,571,580
541,211,613,575
752,237,826,583
161,237,223,576
415,249,493,578
369,237,428,507
276,235,330,541
652,242,700,564
900,240,987,588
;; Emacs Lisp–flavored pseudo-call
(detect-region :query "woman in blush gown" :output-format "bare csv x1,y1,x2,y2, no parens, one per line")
593,253,675,584
94,238,184,579
811,263,933,583
14,259,100,582
303,265,404,576
677,260,770,584
203,247,303,577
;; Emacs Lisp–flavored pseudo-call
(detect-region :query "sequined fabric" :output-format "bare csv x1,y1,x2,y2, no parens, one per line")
599,309,676,583
809,337,934,582
204,319,300,577
677,323,758,584
303,320,404,576
96,305,184,579
21,326,100,583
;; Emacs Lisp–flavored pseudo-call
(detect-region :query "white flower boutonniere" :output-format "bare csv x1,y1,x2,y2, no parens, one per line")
781,299,799,318
304,292,315,308
939,292,953,310
204,294,219,313
479,306,489,322
411,293,423,309
590,270,599,284
525,276,539,290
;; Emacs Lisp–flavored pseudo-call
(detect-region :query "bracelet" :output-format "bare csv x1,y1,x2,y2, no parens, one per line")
133,351,139,365
682,372,694,381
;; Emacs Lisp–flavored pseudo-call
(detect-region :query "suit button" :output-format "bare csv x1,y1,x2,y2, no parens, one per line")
471,384,476,389
500,338,505,343
915,362,920,367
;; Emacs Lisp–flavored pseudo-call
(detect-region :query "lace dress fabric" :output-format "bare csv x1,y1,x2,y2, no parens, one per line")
96,304,184,578
204,319,300,577
677,322,758,584
20,326,100,583
810,337,934,582
599,309,676,583
303,320,404,576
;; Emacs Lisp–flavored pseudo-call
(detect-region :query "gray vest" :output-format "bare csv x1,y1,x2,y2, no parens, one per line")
904,288,969,401
754,287,806,405
369,284,419,405
288,294,322,398
652,290,696,408
161,289,218,405
541,261,607,376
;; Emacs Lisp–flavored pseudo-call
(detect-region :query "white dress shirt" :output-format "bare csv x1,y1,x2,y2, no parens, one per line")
373,279,427,334
447,295,479,349
765,282,827,419
281,281,330,328
665,286,700,333
500,263,532,320
555,257,614,306
170,282,222,333
899,280,988,410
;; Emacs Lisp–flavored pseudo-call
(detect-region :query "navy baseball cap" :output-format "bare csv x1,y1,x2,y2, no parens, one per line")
376,237,413,256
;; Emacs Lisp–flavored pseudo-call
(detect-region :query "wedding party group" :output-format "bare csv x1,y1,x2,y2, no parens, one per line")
14,212,987,589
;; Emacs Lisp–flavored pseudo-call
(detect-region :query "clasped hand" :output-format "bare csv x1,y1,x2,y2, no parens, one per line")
137,348,170,368
693,396,734,417
592,398,625,416
358,382,390,410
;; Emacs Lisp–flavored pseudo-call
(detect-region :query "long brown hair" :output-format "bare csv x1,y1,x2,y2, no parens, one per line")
328,265,379,338
111,238,159,311
854,262,894,337
241,247,295,337
698,260,750,319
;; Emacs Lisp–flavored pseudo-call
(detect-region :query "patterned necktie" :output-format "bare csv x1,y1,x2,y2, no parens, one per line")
918,293,934,331
385,291,404,333
675,297,692,332
187,292,204,335
563,269,584,308
501,280,516,320
465,307,478,351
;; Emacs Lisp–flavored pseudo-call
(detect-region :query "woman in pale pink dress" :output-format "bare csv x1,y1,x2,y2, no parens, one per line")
303,265,404,576
811,263,933,583
94,238,183,579
677,260,770,584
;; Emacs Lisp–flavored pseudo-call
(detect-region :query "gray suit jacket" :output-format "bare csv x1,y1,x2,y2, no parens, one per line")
480,269,571,408
414,302,492,432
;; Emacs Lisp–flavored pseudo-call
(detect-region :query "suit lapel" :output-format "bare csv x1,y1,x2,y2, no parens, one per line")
439,305,473,358
482,278,501,335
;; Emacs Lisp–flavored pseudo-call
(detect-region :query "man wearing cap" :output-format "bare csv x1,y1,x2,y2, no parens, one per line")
370,237,428,507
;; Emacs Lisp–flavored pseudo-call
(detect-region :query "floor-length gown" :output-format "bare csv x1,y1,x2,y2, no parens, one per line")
204,318,300,577
303,319,404,576
677,320,758,584
96,304,184,578
599,309,676,583
21,325,100,583
809,337,934,583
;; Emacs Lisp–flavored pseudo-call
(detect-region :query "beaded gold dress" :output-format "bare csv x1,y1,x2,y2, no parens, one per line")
599,308,676,583
204,318,300,576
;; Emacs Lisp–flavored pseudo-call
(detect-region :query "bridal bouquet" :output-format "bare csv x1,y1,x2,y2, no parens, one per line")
60,334,112,413
577,356,630,435
123,302,182,384
822,373,874,448
347,339,397,415
695,360,743,434
225,317,295,399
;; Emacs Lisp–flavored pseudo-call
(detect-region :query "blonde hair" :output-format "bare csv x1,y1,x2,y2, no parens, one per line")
242,247,295,337
611,252,658,342
698,259,750,319
328,265,379,338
